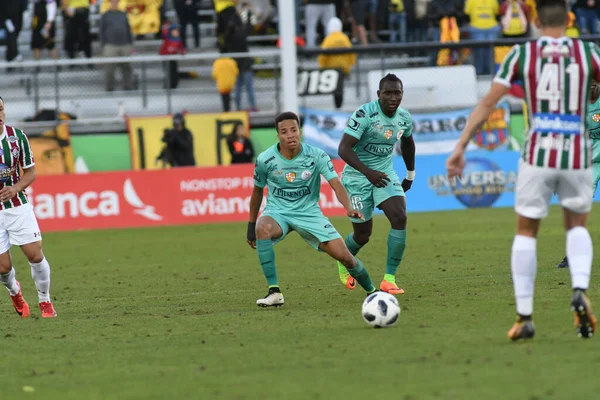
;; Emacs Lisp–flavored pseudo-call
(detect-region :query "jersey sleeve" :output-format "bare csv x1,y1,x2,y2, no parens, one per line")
317,151,338,181
343,107,370,140
19,132,35,169
590,43,600,82
402,113,413,138
253,159,266,188
493,44,521,87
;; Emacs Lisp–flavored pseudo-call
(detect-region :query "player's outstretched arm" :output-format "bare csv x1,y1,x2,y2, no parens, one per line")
446,83,508,178
338,134,390,187
246,185,264,249
328,177,364,221
400,135,415,192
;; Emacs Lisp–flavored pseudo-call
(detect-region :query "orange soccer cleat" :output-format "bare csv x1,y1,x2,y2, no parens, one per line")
39,301,57,318
380,279,405,295
10,281,30,318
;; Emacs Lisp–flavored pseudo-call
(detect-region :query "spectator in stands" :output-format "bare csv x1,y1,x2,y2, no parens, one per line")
214,0,239,52
1,0,26,64
389,0,407,43
428,0,463,65
100,0,133,92
160,113,196,167
159,22,186,89
212,55,239,112
305,0,337,48
349,0,370,45
464,0,500,75
225,10,257,111
573,0,600,35
566,10,580,38
405,0,430,44
63,0,93,63
227,122,254,164
367,0,381,43
174,0,200,49
31,0,59,63
318,17,356,109
499,0,530,38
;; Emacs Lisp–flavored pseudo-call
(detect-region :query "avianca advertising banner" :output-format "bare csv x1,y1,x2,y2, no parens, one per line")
27,161,348,232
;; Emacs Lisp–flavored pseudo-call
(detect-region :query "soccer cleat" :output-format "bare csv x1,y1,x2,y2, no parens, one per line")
337,261,357,290
380,279,405,295
10,281,30,318
508,317,535,341
571,290,596,339
39,301,57,318
256,288,284,308
556,256,569,269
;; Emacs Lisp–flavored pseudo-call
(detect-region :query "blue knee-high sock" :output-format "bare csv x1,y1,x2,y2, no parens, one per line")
256,239,278,288
346,258,375,293
345,233,364,256
385,229,406,278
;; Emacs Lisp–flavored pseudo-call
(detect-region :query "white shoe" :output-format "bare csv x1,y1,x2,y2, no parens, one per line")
256,290,284,307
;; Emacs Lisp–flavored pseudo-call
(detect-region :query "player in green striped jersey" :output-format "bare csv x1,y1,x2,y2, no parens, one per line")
0,96,57,319
556,79,600,268
446,0,599,340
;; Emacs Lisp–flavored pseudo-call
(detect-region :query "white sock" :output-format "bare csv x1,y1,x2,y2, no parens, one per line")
511,235,537,316
567,227,593,291
0,267,19,296
30,258,51,303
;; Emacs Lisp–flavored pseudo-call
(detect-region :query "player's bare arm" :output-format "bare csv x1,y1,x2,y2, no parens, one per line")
0,166,35,203
399,135,415,192
338,134,390,187
328,177,365,221
446,83,509,178
246,185,264,249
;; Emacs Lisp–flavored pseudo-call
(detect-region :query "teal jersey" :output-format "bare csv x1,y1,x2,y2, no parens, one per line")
342,99,413,176
586,97,600,164
253,143,338,214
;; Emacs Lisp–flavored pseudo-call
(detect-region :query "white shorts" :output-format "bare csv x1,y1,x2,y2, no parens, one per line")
0,203,42,254
515,161,593,219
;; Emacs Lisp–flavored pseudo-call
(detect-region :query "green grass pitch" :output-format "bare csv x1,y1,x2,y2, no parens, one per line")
2,206,600,399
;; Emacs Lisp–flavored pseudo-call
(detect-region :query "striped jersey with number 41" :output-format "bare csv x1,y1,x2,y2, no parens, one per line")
495,37,600,169
0,126,35,210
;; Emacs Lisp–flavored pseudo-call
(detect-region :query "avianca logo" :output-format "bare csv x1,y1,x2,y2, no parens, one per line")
123,179,163,221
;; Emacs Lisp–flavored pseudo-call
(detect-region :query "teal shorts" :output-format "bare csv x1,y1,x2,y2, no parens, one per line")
261,209,342,250
593,140,600,194
341,170,405,223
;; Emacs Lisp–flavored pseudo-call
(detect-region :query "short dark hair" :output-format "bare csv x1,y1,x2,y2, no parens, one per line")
275,112,300,132
537,0,568,27
379,73,403,90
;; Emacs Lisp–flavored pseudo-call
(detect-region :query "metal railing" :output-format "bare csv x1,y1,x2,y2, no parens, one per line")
7,35,600,129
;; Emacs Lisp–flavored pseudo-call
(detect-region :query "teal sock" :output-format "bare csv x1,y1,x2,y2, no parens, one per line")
346,258,375,293
345,233,363,256
256,239,279,287
386,229,406,277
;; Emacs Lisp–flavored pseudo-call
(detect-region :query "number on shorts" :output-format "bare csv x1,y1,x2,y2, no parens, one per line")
351,196,363,210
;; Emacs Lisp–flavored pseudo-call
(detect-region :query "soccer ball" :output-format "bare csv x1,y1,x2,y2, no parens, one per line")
362,292,400,328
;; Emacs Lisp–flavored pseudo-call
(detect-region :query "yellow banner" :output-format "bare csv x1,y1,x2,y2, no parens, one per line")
29,123,75,175
100,0,164,35
127,112,250,170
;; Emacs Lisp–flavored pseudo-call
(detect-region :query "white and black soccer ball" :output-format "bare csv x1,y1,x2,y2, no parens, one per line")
362,292,400,328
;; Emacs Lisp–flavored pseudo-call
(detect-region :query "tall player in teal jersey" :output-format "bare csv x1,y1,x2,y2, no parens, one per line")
336,74,416,295
556,79,600,269
447,0,600,340
246,112,377,307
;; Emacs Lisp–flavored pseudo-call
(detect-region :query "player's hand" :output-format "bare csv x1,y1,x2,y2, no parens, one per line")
365,169,390,188
346,208,365,221
0,186,17,202
246,222,257,249
446,148,466,178
401,178,413,192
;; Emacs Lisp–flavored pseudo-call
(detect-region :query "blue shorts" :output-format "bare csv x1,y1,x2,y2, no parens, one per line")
261,209,342,250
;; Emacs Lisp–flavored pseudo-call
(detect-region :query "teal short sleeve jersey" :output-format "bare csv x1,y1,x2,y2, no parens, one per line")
342,99,413,176
253,143,338,214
